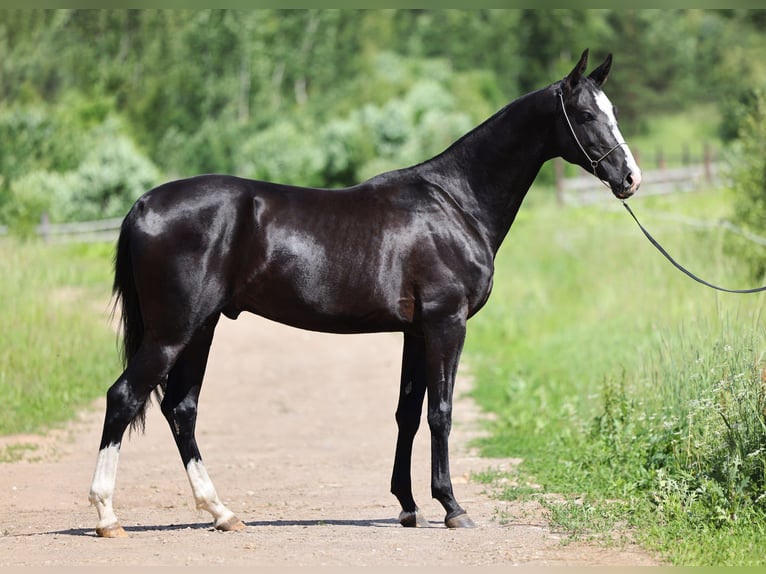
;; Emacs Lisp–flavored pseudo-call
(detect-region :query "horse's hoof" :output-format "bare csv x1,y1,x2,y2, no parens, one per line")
95,523,128,538
215,515,246,532
444,510,476,529
399,509,431,528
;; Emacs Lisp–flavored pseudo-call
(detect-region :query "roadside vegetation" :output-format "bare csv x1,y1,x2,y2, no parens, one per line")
0,241,117,437
465,185,766,565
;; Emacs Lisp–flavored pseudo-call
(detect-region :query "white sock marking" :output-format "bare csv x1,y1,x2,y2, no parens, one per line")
88,444,121,529
185,459,236,527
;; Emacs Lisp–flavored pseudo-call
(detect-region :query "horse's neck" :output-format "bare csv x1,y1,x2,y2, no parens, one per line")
421,85,557,253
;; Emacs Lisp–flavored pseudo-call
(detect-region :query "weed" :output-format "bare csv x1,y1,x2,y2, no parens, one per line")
0,442,38,463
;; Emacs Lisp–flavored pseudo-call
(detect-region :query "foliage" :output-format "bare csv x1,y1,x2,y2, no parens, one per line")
1,114,158,229
0,104,84,204
465,188,766,564
726,88,766,280
2,9,766,229
239,119,326,188
68,122,159,220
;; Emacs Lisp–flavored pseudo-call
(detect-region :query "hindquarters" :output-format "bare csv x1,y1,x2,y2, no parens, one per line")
112,175,257,430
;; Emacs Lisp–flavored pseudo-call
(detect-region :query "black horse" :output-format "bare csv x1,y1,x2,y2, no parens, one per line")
88,49,641,537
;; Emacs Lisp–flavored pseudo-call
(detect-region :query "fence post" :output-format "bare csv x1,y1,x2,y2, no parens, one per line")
682,143,690,166
704,143,713,183
39,212,50,243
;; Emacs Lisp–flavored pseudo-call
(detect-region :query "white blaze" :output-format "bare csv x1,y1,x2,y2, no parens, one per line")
594,90,641,179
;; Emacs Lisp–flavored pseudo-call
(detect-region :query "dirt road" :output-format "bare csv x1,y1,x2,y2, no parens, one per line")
1,314,660,566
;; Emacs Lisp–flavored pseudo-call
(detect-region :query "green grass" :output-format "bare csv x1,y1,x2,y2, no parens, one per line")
464,186,766,565
0,240,118,437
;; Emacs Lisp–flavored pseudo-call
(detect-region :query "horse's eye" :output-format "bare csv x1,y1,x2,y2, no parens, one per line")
578,112,595,124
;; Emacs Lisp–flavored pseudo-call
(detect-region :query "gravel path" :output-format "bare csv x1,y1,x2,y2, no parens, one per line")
1,314,660,566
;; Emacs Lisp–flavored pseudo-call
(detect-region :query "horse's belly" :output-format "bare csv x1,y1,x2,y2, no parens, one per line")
238,298,410,334
230,271,413,334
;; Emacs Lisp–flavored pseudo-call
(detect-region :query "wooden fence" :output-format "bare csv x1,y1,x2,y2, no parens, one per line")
555,142,719,206
0,214,123,243
558,161,720,206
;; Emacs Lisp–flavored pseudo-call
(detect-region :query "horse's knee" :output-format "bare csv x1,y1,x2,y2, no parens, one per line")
426,406,451,435
395,409,421,435
161,395,198,431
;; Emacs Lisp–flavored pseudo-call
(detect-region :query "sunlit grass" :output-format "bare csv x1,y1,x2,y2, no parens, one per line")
465,186,766,564
0,240,118,436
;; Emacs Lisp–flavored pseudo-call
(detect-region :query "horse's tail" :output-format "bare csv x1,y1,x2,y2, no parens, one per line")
112,204,162,434
113,211,141,371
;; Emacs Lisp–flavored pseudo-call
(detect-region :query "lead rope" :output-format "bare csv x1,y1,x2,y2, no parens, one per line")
559,89,766,294
621,200,766,294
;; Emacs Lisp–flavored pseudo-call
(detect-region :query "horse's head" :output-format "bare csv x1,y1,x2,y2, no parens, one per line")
556,49,641,199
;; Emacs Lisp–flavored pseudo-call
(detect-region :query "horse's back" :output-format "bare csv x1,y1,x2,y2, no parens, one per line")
121,172,493,335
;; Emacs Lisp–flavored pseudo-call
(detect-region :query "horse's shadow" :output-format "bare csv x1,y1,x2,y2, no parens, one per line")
41,517,403,538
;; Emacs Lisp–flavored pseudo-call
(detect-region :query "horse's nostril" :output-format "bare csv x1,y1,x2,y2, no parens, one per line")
626,170,642,192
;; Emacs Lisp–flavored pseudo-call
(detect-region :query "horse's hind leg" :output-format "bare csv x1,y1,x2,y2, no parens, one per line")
160,315,245,532
89,338,185,537
391,333,430,527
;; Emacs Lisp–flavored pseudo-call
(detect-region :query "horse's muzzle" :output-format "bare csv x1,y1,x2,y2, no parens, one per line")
615,169,641,199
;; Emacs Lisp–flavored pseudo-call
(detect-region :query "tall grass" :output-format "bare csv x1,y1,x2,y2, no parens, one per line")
465,186,766,564
0,240,118,436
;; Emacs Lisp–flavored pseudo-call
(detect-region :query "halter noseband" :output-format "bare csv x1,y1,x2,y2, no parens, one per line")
557,89,627,185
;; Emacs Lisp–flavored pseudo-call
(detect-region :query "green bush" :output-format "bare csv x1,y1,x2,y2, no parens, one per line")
58,120,159,220
727,88,766,280
235,74,482,188
3,170,76,236
355,80,476,182
157,118,247,178
586,326,766,528
0,104,84,214
239,120,326,188
319,116,373,187
0,109,158,229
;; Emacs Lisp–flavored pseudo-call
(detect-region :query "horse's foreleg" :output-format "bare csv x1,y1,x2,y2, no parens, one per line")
391,333,430,527
423,317,476,529
161,316,245,533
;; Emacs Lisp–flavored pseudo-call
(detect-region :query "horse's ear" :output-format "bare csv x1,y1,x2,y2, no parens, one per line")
562,49,589,94
588,53,613,87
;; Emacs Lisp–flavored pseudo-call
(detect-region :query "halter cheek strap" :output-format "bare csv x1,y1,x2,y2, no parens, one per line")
558,90,627,183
